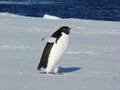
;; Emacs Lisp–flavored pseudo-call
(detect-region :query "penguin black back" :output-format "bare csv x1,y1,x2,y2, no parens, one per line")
37,43,53,70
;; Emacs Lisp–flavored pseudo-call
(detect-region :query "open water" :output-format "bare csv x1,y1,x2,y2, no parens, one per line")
0,0,120,21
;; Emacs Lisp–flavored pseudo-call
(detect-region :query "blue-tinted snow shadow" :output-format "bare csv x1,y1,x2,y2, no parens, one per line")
59,67,81,73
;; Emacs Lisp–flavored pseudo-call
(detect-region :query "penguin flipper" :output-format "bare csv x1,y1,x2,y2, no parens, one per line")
41,37,56,43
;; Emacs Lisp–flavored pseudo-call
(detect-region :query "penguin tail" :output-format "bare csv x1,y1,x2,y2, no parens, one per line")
37,59,47,70
37,63,42,70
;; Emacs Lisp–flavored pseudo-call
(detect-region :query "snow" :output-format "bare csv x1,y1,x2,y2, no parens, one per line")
43,14,61,20
0,13,120,90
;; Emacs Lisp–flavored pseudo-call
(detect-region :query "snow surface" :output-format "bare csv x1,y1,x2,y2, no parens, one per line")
0,13,120,90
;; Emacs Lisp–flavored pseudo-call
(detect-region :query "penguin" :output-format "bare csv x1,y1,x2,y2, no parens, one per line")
37,26,71,74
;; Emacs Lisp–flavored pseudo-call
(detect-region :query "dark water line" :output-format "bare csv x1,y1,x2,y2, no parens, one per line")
0,0,120,21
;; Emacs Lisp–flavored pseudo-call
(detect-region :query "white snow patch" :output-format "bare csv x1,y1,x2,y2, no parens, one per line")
0,45,31,49
43,14,61,20
66,50,98,55
85,29,120,35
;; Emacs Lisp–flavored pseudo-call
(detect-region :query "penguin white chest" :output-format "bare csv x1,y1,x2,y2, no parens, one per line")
55,32,69,53
45,32,69,72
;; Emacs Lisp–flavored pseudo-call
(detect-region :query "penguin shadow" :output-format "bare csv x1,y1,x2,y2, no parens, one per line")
59,67,81,73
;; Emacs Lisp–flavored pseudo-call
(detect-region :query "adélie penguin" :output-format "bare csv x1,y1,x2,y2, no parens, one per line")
37,26,71,74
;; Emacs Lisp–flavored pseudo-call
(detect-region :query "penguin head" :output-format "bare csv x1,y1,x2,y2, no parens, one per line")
52,26,71,38
58,26,71,34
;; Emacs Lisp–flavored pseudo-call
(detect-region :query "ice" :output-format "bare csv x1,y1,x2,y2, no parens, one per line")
0,13,120,90
43,14,61,20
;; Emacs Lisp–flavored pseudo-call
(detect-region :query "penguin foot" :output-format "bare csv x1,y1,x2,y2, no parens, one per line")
46,72,50,75
53,72,63,75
